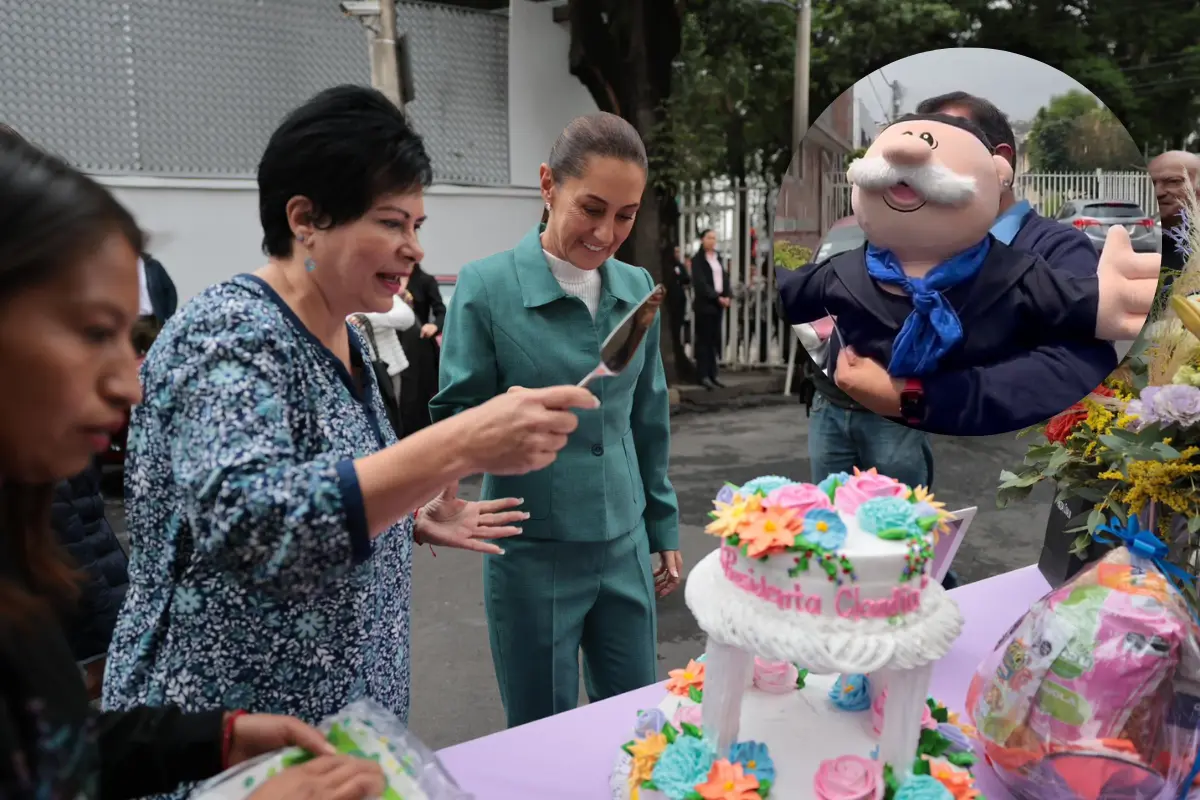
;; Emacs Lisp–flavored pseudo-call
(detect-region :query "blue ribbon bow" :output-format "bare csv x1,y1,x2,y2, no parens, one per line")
864,236,992,377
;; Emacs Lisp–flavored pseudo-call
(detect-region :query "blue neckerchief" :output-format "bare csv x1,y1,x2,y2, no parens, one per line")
864,236,992,377
990,200,1033,245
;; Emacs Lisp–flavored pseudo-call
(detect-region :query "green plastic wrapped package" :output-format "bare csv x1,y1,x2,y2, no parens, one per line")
191,700,472,799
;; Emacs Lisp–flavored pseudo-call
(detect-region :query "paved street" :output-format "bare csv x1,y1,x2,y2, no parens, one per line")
105,403,1055,750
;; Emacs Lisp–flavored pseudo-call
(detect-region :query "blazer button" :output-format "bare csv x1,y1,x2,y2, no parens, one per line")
591,444,604,456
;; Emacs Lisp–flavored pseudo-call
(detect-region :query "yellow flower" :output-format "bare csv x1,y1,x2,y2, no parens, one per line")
628,733,668,788
1100,448,1200,516
912,486,953,541
705,493,763,538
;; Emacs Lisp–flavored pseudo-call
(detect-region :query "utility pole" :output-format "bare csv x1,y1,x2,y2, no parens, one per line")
792,0,811,167
888,78,903,121
340,1,405,111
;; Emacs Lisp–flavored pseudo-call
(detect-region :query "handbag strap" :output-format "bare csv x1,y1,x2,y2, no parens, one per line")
349,315,383,361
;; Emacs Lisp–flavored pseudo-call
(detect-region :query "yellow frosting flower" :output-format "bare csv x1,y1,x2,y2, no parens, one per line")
705,493,763,538
628,732,668,789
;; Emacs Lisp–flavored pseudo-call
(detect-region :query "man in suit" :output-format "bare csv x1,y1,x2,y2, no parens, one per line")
690,228,731,389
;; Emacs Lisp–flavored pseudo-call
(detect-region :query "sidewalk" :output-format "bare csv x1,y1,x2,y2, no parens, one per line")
669,369,795,414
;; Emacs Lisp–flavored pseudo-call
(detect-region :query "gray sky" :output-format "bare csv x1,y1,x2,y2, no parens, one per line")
853,48,1096,128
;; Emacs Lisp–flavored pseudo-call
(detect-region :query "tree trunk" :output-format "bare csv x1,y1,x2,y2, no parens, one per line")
566,0,691,384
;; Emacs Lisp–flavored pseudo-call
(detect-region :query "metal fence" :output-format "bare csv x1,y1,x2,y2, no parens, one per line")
677,177,794,371
0,0,509,184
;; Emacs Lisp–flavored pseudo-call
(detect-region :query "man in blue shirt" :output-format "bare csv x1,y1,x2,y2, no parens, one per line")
829,91,1117,437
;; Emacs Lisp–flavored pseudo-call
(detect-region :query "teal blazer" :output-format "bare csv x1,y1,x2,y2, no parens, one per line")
430,225,679,552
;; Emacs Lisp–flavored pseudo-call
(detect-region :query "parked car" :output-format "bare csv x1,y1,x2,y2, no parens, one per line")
1053,199,1158,254
813,215,866,262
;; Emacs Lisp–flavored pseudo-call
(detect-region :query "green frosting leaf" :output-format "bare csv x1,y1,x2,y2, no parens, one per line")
621,740,636,756
642,780,659,790
795,667,809,689
663,724,678,744
917,516,938,532
684,792,704,800
824,478,840,503
728,534,741,546
759,777,773,797
688,685,704,704
882,763,900,798
876,526,912,541
947,751,977,768
681,722,703,739
913,758,931,776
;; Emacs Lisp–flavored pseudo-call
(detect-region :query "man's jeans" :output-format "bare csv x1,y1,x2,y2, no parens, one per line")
807,393,934,492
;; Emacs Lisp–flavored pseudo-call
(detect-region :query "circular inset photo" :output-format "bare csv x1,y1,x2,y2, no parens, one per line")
775,48,1163,437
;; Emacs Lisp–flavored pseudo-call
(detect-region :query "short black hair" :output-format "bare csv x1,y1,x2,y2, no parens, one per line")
548,113,648,183
257,84,433,258
915,91,1016,168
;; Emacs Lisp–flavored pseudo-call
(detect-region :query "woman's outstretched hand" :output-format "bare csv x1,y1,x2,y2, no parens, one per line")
458,385,598,475
248,755,385,800
417,481,526,554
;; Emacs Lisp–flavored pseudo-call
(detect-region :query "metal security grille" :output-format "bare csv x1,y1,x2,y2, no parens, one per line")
0,0,509,184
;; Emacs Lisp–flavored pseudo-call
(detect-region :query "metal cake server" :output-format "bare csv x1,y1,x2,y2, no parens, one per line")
578,284,667,388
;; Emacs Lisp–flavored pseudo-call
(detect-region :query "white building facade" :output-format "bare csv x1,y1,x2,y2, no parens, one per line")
1,0,596,302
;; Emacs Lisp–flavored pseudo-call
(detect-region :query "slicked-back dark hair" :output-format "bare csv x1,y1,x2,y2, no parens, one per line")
257,84,433,258
541,113,647,224
915,91,1017,168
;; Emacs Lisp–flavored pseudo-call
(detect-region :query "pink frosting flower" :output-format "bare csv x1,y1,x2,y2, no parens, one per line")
673,703,703,728
835,468,909,515
813,755,880,800
752,657,799,694
764,482,833,517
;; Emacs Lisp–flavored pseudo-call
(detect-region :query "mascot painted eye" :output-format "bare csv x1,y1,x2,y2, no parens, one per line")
919,132,937,148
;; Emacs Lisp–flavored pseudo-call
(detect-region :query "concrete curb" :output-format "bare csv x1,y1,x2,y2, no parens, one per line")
668,373,796,416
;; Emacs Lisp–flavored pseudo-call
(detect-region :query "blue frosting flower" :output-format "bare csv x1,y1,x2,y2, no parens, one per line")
817,471,851,497
729,740,775,784
802,508,847,550
740,475,794,497
856,496,919,538
651,736,716,800
894,774,954,800
936,722,974,754
715,483,738,505
829,674,871,711
634,708,668,738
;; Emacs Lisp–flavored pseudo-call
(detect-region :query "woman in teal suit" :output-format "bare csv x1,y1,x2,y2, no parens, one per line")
430,113,681,728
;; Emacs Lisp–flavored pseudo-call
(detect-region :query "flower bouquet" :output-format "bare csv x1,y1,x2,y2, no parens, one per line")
998,183,1200,606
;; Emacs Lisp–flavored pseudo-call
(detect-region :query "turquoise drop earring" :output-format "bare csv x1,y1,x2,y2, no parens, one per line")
297,233,316,272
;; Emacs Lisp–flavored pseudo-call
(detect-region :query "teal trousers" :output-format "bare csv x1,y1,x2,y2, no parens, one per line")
483,522,658,728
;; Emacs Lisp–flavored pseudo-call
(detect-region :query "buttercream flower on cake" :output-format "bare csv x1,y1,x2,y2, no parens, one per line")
927,758,981,800
894,773,955,800
634,708,668,738
705,493,763,538
740,475,795,497
729,740,775,785
695,759,761,800
752,657,799,694
829,674,871,711
627,731,669,789
833,468,909,515
666,659,706,697
856,496,919,541
813,755,879,800
763,482,832,517
801,509,847,550
738,507,802,558
651,736,717,798
673,703,703,728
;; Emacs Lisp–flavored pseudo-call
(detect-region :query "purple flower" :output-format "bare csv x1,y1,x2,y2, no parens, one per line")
1130,384,1200,429
1164,205,1194,260
715,484,737,505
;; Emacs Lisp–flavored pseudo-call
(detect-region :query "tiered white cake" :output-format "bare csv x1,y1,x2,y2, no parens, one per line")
610,471,980,800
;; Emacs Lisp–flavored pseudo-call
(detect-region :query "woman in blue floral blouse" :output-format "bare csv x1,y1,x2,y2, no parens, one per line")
100,86,597,783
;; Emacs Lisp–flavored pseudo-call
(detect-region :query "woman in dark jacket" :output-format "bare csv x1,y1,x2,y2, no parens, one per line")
0,125,384,799
50,459,129,696
396,263,446,436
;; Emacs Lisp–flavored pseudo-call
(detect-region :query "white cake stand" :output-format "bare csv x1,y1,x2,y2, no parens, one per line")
685,548,965,784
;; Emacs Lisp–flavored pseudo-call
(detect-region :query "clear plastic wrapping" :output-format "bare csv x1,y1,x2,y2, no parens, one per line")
966,537,1200,799
191,700,473,799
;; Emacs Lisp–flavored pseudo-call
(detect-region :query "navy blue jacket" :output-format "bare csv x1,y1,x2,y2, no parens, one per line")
920,213,1117,434
50,461,130,663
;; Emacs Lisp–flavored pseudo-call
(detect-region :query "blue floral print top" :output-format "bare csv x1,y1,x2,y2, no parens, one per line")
102,276,412,757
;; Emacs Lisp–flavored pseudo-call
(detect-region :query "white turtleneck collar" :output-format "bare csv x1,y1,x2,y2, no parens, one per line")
543,249,602,319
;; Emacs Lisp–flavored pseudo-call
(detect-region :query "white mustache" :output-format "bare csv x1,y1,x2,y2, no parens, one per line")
847,156,977,205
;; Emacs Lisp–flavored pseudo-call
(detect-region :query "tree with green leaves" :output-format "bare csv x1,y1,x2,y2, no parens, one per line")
1028,90,1143,173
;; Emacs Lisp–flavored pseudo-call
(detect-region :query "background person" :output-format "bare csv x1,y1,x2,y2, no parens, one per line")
396,262,445,437
690,228,730,389
431,113,681,729
100,87,598,796
1150,150,1200,278
0,126,384,800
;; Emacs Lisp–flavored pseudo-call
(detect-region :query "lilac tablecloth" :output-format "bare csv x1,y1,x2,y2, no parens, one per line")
436,565,1052,798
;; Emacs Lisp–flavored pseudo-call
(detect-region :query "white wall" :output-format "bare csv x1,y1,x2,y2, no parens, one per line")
100,177,542,304
507,0,598,188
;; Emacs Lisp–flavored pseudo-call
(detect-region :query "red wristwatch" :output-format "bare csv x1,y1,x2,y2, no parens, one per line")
899,378,925,425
